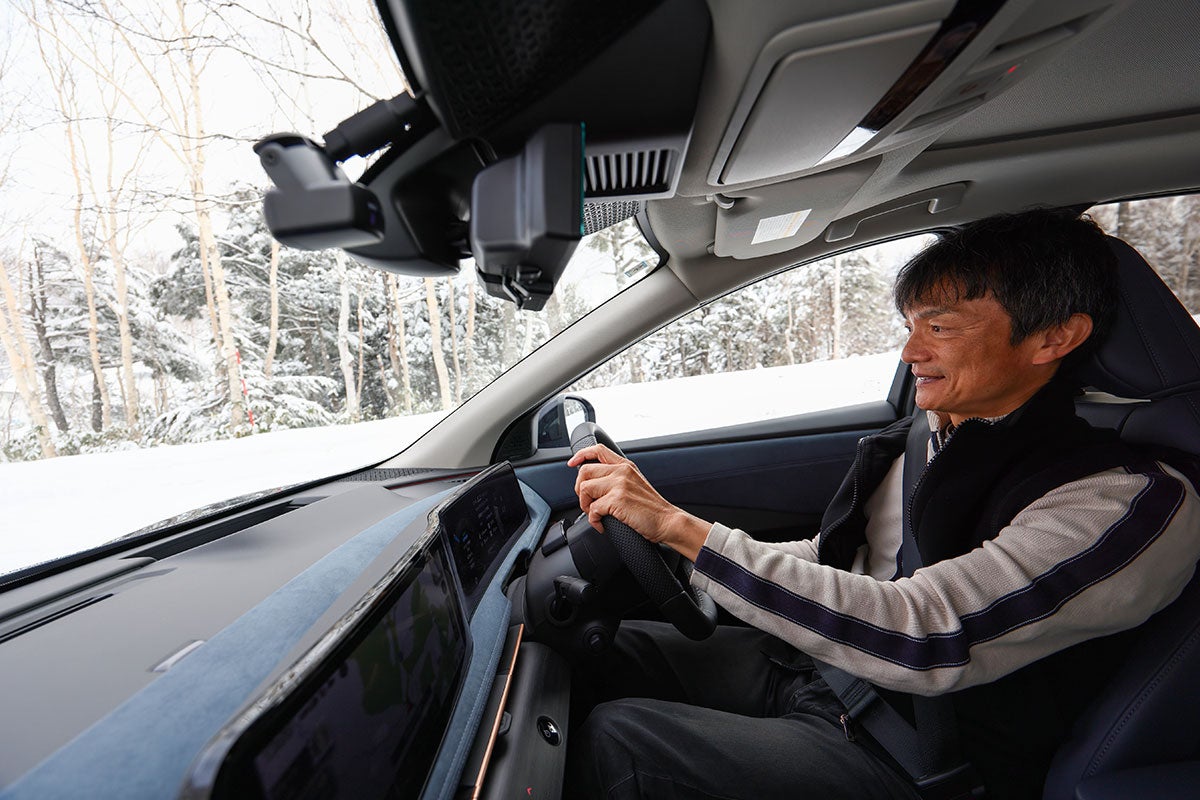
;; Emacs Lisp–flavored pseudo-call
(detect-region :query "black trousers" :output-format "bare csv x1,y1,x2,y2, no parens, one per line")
566,621,920,800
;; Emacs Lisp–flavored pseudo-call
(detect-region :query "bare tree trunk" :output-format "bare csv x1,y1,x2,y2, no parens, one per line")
91,375,103,432
835,256,844,359
336,252,359,419
389,276,414,414
31,10,111,430
28,250,69,433
448,281,461,404
424,277,452,411
521,313,534,354
82,251,111,431
155,372,169,416
356,291,365,411
500,302,518,367
0,257,57,457
179,0,244,433
1116,201,1132,240
464,280,476,396
383,274,402,410
100,124,140,435
264,238,280,379
784,291,796,365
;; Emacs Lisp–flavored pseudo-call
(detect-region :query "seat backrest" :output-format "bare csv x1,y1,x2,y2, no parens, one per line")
1044,237,1200,799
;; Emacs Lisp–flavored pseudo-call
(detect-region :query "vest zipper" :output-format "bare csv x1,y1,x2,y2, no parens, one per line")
818,436,868,564
903,416,986,573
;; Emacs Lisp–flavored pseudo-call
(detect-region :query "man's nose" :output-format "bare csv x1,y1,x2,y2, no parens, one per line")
901,330,925,364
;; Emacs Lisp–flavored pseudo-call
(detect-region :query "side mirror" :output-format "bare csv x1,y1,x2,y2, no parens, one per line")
536,395,595,450
492,393,596,462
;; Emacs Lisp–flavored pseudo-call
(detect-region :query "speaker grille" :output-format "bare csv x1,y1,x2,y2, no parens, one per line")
584,201,643,235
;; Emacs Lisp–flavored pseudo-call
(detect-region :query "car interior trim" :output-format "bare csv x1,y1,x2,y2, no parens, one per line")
0,485,549,800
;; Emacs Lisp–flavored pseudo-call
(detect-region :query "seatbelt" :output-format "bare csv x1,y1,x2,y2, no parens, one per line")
814,413,985,800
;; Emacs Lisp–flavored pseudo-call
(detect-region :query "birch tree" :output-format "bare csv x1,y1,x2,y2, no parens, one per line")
424,277,452,411
28,0,247,432
30,1,113,431
0,254,57,458
385,274,415,414
335,251,359,419
28,245,69,433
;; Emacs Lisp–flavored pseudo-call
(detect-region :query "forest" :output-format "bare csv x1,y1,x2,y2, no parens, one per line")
1,1,1198,463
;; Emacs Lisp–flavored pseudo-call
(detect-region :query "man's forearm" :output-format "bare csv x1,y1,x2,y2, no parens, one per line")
691,464,1200,694
658,508,713,561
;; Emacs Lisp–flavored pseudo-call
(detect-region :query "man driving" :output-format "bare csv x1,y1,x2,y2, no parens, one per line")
566,209,1200,799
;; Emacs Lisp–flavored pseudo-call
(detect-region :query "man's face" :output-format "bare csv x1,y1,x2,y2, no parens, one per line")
901,290,1056,425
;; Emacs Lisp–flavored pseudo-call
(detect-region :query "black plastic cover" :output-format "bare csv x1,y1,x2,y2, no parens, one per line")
470,123,584,310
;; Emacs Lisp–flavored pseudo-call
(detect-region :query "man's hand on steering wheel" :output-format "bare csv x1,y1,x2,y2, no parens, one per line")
568,443,711,562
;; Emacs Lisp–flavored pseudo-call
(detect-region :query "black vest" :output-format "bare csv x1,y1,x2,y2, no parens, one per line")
815,381,1145,799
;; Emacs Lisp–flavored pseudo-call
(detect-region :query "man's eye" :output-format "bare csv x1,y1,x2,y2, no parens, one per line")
930,325,943,333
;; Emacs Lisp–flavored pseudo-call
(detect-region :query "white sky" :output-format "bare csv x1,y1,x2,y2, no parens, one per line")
0,0,399,258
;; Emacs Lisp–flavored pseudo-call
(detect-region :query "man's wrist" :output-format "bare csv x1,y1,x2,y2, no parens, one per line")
662,508,712,562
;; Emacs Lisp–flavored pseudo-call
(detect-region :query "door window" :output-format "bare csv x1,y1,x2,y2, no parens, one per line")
567,235,935,441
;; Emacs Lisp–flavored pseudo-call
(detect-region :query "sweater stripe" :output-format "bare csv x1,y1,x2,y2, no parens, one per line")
695,463,1184,670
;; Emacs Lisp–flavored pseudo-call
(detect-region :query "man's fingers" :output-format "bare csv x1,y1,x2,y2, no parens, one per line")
567,443,624,468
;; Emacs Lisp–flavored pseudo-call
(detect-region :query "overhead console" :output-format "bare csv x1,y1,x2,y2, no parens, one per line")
708,0,1128,258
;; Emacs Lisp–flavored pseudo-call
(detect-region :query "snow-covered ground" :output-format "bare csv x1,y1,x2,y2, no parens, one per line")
0,353,899,575
0,413,443,576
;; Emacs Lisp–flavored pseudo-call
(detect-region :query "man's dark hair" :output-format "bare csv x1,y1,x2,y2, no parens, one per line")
894,208,1119,363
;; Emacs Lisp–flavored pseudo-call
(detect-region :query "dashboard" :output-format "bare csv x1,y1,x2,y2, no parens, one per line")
0,463,561,800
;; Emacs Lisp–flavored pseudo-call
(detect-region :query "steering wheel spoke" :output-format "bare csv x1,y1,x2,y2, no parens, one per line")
570,422,718,640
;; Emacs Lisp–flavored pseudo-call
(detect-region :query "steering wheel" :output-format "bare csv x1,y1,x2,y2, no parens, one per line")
569,422,718,640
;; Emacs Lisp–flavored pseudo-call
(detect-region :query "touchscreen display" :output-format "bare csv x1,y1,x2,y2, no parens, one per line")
241,541,467,800
437,463,529,602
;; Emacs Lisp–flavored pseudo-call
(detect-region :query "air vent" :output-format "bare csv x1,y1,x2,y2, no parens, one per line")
129,502,305,560
337,468,437,482
585,149,674,197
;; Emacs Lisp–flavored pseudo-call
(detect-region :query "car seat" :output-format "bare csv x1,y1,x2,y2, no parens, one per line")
1043,236,1200,799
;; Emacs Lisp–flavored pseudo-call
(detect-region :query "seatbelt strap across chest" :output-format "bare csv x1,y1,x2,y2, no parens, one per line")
814,413,984,799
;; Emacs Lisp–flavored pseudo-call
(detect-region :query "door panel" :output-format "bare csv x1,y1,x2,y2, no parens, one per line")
514,400,898,542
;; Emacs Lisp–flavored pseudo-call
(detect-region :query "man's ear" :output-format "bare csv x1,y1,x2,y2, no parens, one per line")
1031,313,1094,365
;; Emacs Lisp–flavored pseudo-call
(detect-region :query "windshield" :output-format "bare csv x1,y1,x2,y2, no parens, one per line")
0,1,656,576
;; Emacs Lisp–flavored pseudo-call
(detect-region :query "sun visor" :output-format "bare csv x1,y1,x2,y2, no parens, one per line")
709,0,1124,189
718,24,942,185
710,0,953,186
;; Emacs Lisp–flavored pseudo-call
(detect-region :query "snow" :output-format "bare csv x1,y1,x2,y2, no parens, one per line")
583,351,899,442
0,354,900,576
0,413,443,576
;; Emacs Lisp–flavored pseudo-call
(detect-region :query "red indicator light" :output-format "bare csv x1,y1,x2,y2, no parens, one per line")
1007,64,1019,75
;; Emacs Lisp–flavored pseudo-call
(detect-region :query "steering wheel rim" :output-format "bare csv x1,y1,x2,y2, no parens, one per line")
570,422,718,640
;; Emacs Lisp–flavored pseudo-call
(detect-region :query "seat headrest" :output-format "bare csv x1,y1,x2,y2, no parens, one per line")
1073,237,1200,399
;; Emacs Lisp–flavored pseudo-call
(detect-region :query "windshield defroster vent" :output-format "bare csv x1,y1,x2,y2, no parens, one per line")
585,149,675,198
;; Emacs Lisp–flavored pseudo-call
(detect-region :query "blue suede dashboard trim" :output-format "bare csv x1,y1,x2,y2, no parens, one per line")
0,482,549,800
427,483,548,800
